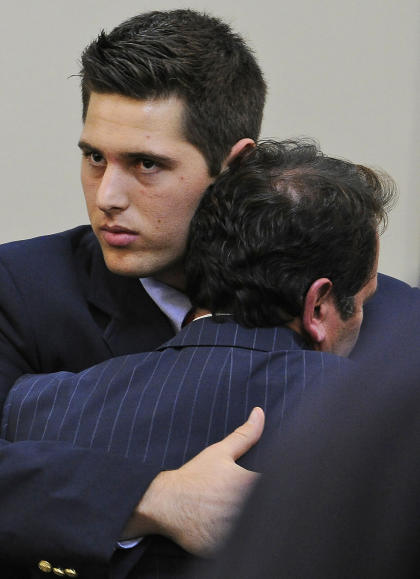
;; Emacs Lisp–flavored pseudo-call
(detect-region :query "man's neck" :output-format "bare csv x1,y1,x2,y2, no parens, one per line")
154,266,186,291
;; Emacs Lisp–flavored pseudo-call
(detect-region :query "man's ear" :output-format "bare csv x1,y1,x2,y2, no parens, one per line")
302,278,334,349
222,138,255,169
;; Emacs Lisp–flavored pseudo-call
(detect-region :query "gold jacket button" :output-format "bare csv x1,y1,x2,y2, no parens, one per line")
52,569,66,577
64,570,78,578
38,560,52,573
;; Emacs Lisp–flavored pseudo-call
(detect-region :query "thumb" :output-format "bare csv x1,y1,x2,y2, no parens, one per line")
220,407,265,462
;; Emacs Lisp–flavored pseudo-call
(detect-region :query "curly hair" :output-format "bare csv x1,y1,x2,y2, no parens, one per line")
80,9,266,176
185,139,396,327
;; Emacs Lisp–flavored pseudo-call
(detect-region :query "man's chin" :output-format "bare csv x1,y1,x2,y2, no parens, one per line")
102,253,146,278
102,253,185,288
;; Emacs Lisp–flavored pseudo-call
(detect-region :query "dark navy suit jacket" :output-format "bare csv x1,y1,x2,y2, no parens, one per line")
2,317,349,578
0,225,418,578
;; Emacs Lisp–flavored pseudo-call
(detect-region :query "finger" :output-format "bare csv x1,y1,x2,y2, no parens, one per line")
220,407,265,461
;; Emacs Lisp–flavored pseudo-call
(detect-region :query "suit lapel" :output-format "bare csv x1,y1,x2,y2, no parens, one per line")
79,229,175,356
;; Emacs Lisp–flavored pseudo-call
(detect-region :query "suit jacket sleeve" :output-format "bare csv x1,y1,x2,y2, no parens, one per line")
0,438,160,574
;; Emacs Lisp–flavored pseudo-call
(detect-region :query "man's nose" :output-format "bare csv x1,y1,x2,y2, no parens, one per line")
96,164,131,213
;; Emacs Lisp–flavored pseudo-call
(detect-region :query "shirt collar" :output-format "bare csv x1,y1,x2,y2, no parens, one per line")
139,277,192,332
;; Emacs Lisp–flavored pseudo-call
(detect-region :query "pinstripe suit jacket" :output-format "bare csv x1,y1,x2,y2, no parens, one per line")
2,317,349,579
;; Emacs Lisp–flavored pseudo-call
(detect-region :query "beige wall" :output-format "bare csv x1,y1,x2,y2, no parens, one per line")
1,0,419,285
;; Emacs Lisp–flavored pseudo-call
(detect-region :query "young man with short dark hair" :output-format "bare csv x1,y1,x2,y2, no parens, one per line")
0,9,418,579
0,9,268,578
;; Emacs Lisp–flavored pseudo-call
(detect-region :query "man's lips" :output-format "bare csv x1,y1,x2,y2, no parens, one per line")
100,226,138,247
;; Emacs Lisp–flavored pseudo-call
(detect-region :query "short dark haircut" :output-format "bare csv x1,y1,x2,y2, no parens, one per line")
80,9,266,176
185,139,396,327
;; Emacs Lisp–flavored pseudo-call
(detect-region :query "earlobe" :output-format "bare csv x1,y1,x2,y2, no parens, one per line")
223,138,255,168
302,278,333,349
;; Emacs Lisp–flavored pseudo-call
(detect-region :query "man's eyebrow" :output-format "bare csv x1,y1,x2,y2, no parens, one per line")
77,140,176,166
78,140,100,153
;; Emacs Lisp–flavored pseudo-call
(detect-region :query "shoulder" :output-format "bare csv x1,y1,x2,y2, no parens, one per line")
0,225,102,288
0,225,103,321
0,225,96,267
353,272,420,359
376,272,420,300
367,272,420,317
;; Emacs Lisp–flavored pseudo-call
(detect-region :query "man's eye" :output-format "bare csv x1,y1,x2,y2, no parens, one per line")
140,159,157,171
90,152,105,165
82,151,105,166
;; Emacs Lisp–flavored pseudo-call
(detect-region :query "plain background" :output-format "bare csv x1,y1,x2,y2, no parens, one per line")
0,0,419,285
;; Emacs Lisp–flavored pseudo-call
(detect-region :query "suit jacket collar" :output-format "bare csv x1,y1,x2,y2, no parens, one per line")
74,226,174,356
157,316,309,353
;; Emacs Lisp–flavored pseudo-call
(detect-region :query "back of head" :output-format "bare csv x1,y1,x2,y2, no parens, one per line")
185,139,396,327
80,9,266,175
